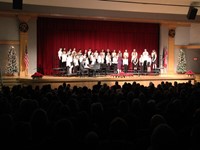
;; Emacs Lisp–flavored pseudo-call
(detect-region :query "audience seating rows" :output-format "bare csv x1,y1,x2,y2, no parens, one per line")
0,80,199,150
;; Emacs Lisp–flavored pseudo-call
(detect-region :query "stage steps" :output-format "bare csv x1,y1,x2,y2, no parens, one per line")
0,77,21,90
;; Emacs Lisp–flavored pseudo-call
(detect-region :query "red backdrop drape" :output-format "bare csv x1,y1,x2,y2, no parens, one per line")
37,17,159,75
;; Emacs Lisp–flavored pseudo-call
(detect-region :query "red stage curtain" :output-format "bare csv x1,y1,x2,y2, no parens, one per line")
37,17,159,75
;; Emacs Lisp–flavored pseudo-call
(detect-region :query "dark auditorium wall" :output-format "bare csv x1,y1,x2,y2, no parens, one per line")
174,25,200,73
0,16,37,75
0,16,19,75
185,49,200,73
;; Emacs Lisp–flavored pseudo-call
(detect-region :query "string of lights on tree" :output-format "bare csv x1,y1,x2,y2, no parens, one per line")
176,49,186,74
5,46,18,75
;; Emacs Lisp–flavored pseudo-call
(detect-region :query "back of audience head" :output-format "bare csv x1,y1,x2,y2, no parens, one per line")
84,131,99,150
150,114,166,131
150,123,178,150
109,117,128,140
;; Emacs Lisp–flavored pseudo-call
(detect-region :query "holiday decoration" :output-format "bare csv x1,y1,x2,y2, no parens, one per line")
5,46,18,75
177,49,187,74
185,70,194,76
31,72,43,79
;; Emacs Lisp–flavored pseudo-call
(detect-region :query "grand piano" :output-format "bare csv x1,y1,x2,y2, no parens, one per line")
100,63,108,75
88,63,101,76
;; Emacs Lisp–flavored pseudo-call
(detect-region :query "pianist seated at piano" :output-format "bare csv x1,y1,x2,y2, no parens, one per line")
87,61,100,76
79,59,89,76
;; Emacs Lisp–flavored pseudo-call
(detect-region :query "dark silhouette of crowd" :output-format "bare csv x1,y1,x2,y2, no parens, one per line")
0,80,200,150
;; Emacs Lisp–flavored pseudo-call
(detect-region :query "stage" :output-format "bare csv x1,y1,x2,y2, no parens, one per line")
1,73,195,89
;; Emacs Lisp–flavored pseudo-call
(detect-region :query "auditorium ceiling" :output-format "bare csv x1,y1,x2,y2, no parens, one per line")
0,0,200,24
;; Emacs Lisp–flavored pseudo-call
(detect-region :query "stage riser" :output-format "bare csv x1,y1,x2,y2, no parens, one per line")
1,74,195,90
0,77,22,90
19,79,195,89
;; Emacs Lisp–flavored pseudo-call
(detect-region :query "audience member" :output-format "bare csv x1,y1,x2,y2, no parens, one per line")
0,80,198,150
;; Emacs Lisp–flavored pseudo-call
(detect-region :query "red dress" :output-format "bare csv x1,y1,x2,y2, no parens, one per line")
117,56,122,69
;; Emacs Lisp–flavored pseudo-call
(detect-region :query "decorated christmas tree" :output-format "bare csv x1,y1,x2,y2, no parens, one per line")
5,46,18,75
176,49,186,73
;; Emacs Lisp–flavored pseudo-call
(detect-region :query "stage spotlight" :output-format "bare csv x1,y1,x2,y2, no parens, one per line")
13,0,23,10
187,6,198,20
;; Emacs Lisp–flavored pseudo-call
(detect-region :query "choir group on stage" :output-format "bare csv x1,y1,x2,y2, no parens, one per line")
57,47,157,75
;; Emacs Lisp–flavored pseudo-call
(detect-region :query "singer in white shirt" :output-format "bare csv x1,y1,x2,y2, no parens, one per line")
123,56,129,73
123,49,129,58
61,50,67,68
131,49,138,70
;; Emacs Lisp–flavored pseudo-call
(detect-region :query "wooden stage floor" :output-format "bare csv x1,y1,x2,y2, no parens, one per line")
12,73,195,89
